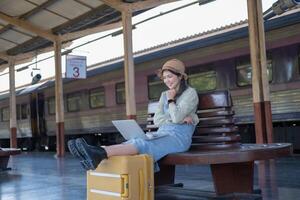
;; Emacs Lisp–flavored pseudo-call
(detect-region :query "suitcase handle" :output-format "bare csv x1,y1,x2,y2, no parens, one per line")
139,169,145,200
121,175,129,198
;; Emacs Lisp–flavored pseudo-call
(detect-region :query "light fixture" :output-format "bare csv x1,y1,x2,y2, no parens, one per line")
264,0,300,20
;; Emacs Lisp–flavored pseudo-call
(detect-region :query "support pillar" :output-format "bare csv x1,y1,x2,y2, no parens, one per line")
247,0,273,144
8,57,17,148
54,40,65,157
122,11,136,119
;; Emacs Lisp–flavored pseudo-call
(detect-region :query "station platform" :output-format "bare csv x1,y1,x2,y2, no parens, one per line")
0,152,299,200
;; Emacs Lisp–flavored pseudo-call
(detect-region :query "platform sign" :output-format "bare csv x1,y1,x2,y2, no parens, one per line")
66,55,87,79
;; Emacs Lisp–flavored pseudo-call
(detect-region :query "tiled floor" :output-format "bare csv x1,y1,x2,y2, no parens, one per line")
1,152,299,200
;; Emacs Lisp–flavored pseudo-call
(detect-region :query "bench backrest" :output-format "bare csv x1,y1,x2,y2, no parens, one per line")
147,90,240,151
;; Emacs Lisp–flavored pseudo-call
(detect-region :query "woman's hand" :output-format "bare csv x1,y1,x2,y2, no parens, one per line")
183,116,193,124
167,89,176,100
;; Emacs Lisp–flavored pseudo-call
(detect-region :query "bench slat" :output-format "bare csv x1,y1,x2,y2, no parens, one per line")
0,148,21,156
192,134,241,143
195,126,238,135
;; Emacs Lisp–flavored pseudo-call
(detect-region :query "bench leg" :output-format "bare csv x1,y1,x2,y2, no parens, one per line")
155,164,175,186
0,156,10,171
210,161,254,195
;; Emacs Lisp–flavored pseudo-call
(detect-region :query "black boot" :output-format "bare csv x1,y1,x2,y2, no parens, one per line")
75,138,108,170
67,139,92,170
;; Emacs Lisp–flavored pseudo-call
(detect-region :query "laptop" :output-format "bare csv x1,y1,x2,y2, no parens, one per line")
112,119,168,140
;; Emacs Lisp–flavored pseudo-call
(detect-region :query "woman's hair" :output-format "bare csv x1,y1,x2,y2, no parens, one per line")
176,79,188,98
164,69,188,99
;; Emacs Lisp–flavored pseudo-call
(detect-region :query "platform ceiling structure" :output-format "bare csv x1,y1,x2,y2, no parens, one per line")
0,0,181,70
0,0,285,157
0,0,185,156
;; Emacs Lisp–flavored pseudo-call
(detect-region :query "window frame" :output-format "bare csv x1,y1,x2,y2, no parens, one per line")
147,74,167,101
187,70,217,92
298,46,300,77
235,54,273,87
20,104,27,120
89,87,105,109
1,107,9,122
16,104,21,120
16,103,28,120
47,96,56,115
66,92,82,112
115,82,126,104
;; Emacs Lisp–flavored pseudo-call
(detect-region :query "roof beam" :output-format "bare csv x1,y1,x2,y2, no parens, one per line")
60,21,122,42
0,52,8,61
0,12,58,42
129,0,180,12
0,41,72,71
100,0,130,12
0,0,58,35
101,0,181,13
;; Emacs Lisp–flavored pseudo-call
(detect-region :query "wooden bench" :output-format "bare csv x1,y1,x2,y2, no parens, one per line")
147,90,292,197
0,148,21,171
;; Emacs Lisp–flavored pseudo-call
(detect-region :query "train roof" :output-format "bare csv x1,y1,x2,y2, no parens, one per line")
1,7,300,100
0,80,53,101
87,7,300,75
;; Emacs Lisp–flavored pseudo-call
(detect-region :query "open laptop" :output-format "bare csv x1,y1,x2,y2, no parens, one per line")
112,119,168,140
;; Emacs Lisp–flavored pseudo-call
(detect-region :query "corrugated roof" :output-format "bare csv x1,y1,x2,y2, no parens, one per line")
0,1,114,58
87,7,300,75
0,0,179,68
1,6,300,100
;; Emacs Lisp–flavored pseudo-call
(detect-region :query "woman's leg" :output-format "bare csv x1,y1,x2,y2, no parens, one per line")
104,143,138,157
73,138,139,170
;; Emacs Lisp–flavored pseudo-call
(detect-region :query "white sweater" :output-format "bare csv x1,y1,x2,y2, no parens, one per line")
154,87,199,126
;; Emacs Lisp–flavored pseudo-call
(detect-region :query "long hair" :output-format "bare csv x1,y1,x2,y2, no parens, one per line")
176,79,188,99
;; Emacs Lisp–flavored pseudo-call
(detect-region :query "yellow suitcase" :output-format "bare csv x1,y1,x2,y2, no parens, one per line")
87,154,154,200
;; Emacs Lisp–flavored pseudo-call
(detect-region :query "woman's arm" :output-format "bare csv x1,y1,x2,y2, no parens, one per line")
168,88,198,124
153,92,169,126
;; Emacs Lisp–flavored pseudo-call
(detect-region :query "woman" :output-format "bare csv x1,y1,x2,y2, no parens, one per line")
68,58,199,170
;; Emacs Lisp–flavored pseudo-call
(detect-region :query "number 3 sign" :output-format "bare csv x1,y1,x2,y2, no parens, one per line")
66,55,87,79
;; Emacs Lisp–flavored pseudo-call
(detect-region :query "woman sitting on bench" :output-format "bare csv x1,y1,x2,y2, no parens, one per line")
68,58,199,170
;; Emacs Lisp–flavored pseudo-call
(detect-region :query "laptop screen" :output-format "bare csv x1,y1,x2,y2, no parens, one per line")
112,120,147,140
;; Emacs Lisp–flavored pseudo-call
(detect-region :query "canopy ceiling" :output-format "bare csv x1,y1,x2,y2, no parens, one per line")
0,0,179,69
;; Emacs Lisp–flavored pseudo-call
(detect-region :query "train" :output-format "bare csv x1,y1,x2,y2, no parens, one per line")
1,8,300,151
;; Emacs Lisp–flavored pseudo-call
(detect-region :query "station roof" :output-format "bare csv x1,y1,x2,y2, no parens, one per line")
0,5,299,100
0,0,180,70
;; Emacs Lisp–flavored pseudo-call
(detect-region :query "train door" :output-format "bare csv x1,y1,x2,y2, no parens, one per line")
30,92,46,150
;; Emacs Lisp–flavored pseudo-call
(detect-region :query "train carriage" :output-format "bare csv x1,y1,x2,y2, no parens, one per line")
1,8,300,151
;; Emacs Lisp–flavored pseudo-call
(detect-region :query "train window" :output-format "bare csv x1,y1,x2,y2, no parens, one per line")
16,104,27,120
116,82,125,104
236,57,272,86
67,92,81,112
1,107,9,122
21,104,27,119
48,97,55,115
298,47,300,75
17,105,21,120
188,71,217,92
147,74,168,100
89,87,105,108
